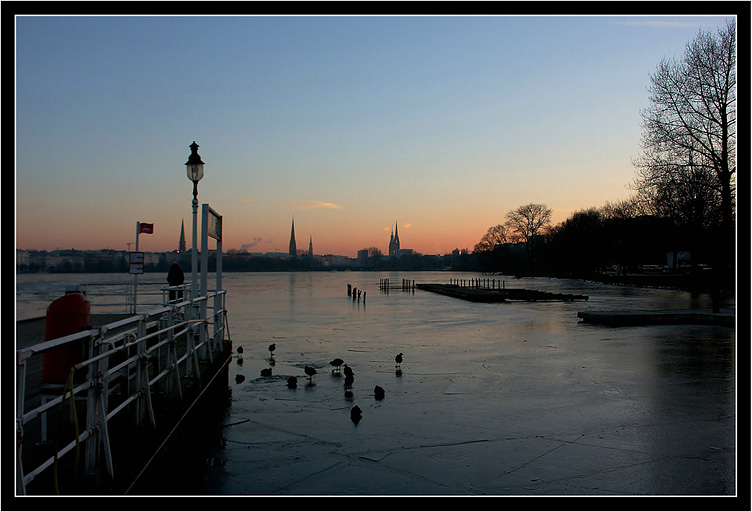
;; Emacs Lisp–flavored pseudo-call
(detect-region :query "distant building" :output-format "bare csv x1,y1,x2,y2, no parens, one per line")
289,217,297,257
388,222,414,258
16,250,29,272
388,221,400,257
178,220,187,253
315,254,356,268
309,236,313,257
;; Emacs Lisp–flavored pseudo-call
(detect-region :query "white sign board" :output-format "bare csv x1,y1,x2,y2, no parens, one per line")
129,251,144,274
207,207,222,241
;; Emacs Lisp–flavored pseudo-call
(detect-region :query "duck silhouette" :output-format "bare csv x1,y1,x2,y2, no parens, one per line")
374,385,385,400
287,376,298,388
343,364,354,379
260,368,272,377
350,405,362,425
330,358,344,373
235,374,245,384
268,343,276,357
395,352,403,369
304,365,317,383
236,346,244,357
344,374,354,391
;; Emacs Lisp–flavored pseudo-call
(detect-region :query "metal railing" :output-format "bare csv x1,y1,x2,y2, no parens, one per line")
73,282,186,314
15,289,229,494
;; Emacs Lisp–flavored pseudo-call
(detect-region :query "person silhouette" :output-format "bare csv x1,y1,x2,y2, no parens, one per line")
167,262,185,303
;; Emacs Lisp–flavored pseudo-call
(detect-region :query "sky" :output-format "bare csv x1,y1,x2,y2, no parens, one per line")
14,11,737,258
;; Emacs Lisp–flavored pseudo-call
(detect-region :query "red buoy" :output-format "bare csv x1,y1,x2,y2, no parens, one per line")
42,293,91,384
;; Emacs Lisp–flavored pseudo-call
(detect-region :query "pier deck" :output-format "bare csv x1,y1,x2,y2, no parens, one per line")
17,309,231,495
577,309,735,327
416,283,589,302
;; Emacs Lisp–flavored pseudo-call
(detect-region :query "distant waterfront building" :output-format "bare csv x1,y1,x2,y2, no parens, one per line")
178,220,187,253
388,221,401,257
289,217,297,257
16,249,29,272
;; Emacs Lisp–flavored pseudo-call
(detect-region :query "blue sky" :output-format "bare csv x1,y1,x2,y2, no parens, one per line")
15,14,736,256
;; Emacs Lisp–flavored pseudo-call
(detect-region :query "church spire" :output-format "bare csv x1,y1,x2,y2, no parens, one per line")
389,221,401,257
178,219,186,253
309,236,313,257
289,217,297,257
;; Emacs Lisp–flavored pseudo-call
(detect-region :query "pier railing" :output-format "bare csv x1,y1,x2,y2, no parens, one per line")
378,278,416,293
449,277,506,290
15,289,230,494
69,282,189,314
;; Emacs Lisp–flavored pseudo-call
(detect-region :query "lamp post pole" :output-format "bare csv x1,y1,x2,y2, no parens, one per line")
185,141,205,302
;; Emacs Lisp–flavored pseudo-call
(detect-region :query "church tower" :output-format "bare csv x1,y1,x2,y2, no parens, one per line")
289,217,297,257
309,236,313,257
389,221,401,257
178,219,187,253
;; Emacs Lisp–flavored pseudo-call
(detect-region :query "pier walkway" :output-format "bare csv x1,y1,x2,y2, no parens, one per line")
577,309,735,327
15,289,231,495
416,282,589,302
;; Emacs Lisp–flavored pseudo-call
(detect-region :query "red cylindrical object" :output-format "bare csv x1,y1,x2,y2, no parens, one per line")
42,293,91,383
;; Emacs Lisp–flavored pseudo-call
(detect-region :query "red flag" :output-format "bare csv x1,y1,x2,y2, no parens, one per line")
139,223,154,234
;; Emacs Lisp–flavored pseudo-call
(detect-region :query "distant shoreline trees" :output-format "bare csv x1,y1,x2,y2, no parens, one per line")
472,20,736,294
631,19,736,281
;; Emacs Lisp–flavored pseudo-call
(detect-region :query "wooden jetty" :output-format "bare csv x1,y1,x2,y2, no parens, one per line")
16,292,232,495
378,278,416,292
577,309,734,327
416,283,588,303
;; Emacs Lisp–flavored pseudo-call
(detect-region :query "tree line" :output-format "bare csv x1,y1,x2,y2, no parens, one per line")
473,20,736,293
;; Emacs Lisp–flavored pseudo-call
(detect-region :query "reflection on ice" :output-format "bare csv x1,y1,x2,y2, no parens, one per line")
15,271,736,496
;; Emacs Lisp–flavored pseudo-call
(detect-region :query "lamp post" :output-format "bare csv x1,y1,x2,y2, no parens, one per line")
185,141,205,301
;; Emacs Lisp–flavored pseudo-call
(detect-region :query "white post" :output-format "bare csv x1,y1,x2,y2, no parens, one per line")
191,199,199,302
200,205,209,357
215,234,223,348
134,222,140,313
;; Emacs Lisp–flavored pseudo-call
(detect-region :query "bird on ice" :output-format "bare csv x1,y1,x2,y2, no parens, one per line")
235,374,245,384
343,364,354,379
330,358,344,373
236,346,244,356
268,343,276,357
304,365,317,382
350,405,362,425
287,376,298,388
344,374,354,391
374,385,385,400
395,353,403,369
260,368,272,377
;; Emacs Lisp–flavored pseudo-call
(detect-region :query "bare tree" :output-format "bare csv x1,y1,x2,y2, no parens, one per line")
633,18,736,267
505,203,552,260
473,224,509,253
600,197,649,220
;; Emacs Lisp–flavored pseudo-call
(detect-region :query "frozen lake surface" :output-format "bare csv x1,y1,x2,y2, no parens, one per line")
15,271,737,498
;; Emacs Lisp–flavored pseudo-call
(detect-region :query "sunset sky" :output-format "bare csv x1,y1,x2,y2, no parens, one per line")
15,12,736,257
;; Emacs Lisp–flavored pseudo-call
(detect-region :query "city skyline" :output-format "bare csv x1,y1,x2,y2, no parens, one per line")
18,217,419,259
14,12,736,257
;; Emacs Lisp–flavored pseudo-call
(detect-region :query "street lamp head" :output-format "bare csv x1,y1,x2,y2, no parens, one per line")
185,141,205,200
185,141,205,183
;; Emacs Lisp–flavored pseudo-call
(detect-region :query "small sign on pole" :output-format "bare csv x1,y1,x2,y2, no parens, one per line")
129,251,145,274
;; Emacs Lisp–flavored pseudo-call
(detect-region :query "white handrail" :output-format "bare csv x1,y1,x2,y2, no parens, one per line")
16,290,229,493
